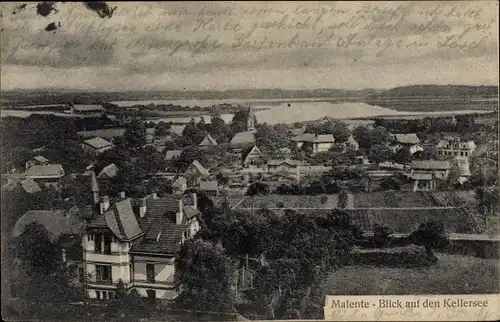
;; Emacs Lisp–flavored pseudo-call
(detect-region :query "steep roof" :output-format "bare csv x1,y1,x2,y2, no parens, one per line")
393,133,420,145
20,178,42,194
25,164,65,178
165,150,182,160
12,210,84,242
103,198,143,241
83,137,113,150
242,145,265,163
411,160,450,170
230,131,255,145
186,160,210,177
97,163,119,179
130,195,199,255
199,134,218,146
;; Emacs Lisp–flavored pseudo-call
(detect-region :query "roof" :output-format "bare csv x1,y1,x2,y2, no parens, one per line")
437,138,476,149
291,133,335,143
393,133,420,145
230,131,255,145
242,145,265,163
88,171,100,192
12,210,84,242
83,137,113,150
25,164,65,178
199,134,217,146
172,176,187,188
199,180,218,191
290,126,306,136
267,158,300,166
411,160,450,170
97,163,119,179
146,128,156,135
165,150,182,160
73,104,106,112
130,195,199,255
20,178,42,194
186,160,210,177
33,155,49,163
103,198,143,241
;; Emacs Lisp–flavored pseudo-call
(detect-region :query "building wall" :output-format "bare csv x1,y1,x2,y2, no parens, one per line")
312,142,334,154
411,169,449,180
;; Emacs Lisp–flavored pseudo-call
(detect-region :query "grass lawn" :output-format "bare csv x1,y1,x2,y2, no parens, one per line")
327,252,499,295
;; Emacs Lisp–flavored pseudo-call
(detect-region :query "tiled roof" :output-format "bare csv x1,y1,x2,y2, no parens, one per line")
83,137,113,149
230,131,255,145
165,150,182,160
97,163,119,179
199,134,217,146
25,164,65,178
103,198,143,241
291,133,315,142
411,160,450,170
33,155,49,163
242,145,265,163
20,178,41,194
12,210,84,242
393,133,420,145
199,180,218,191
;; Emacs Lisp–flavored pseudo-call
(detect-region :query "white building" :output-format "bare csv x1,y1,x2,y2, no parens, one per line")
436,137,476,159
82,137,114,157
389,133,423,155
82,193,201,301
291,133,335,155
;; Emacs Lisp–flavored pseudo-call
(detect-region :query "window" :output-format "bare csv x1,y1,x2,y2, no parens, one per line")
96,291,101,300
87,234,94,242
96,265,112,283
94,234,102,253
103,234,112,254
465,152,468,156
107,291,115,300
146,263,155,282
460,151,464,156
79,267,84,283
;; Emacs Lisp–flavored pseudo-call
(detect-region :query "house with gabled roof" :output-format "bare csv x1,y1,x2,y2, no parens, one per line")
389,133,423,155
82,137,114,157
97,163,119,179
164,150,182,161
172,176,187,194
24,164,65,188
199,134,217,147
242,145,266,168
267,158,301,173
82,193,201,301
291,133,335,155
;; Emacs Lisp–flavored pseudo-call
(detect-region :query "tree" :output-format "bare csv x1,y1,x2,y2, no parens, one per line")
380,178,401,191
255,123,289,151
338,190,348,209
393,147,412,164
247,182,270,196
175,239,236,314
14,222,60,275
181,118,207,146
206,113,230,143
410,220,449,261
124,119,147,148
372,224,393,247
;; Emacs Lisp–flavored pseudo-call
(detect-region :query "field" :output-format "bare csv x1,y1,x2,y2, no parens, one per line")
327,252,499,295
352,191,477,208
236,194,339,209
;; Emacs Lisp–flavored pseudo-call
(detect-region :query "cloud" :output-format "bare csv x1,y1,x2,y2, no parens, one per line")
1,1,498,91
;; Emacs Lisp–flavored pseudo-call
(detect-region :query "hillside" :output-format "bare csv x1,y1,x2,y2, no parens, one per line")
367,85,498,100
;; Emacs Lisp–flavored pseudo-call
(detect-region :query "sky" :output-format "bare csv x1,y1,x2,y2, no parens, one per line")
1,1,498,91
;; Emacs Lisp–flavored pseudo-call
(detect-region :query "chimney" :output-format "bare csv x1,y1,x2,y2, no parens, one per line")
192,192,198,209
176,199,184,225
100,196,110,215
139,198,147,218
119,191,126,199
62,248,67,264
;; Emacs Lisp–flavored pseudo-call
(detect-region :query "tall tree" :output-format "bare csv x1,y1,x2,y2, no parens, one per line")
124,119,147,148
